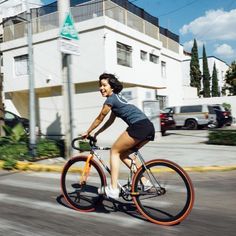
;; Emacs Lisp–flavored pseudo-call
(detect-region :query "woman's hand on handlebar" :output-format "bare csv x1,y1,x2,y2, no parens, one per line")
81,132,97,142
81,132,89,139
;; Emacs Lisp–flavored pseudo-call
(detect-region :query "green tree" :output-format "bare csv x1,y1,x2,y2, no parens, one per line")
190,39,202,96
202,45,211,97
223,61,236,95
211,62,220,97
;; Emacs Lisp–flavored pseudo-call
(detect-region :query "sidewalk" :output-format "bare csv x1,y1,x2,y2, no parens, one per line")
6,129,236,173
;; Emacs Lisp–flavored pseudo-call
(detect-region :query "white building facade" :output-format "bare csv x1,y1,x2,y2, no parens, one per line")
0,0,186,142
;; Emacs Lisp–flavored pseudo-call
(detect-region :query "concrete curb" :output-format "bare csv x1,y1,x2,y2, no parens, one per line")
1,160,236,173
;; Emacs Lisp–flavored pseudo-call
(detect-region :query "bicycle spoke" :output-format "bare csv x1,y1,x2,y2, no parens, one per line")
61,156,106,212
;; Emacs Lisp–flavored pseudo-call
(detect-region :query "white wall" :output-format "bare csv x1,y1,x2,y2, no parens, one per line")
71,27,106,83
158,48,184,106
182,86,198,100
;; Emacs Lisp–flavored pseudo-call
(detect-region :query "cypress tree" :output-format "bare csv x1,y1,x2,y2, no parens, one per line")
202,45,211,97
211,62,220,97
190,39,202,96
224,61,236,95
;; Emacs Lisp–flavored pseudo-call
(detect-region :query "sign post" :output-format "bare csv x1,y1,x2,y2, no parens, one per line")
58,6,79,158
60,13,79,40
59,13,79,55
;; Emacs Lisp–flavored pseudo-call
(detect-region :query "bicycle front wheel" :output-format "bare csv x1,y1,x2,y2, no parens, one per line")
132,159,194,225
61,156,106,212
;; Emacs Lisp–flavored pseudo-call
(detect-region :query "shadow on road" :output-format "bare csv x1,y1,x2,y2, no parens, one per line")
56,194,148,223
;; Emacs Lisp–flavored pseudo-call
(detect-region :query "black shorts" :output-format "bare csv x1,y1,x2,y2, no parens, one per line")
126,119,155,141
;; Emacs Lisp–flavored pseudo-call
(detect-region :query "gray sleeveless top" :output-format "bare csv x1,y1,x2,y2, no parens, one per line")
104,93,148,126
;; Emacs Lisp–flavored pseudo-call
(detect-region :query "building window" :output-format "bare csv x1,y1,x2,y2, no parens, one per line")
161,61,166,78
149,53,159,64
140,50,147,61
117,42,132,67
121,91,133,101
14,54,28,76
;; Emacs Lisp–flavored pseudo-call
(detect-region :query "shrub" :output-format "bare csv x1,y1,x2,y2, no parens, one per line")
0,143,30,161
36,138,61,158
0,138,62,162
2,158,17,170
208,130,236,145
0,123,28,144
222,103,231,111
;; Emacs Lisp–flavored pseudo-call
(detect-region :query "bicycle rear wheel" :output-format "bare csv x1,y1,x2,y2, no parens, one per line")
61,156,106,212
132,159,194,225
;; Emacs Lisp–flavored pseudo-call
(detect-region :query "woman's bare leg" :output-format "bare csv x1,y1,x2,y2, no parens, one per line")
110,131,142,189
120,140,151,185
120,140,149,170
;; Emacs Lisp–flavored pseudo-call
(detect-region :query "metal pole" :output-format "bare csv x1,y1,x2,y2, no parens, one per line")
58,0,75,158
26,0,36,157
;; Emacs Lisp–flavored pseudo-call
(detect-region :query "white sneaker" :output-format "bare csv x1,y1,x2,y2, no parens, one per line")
143,180,153,191
98,185,120,199
97,186,106,195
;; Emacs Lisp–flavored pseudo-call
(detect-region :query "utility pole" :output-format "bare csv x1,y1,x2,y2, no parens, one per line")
0,70,4,137
0,0,8,137
58,0,76,158
26,0,36,157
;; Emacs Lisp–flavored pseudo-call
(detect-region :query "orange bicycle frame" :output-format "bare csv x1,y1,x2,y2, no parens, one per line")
80,154,93,184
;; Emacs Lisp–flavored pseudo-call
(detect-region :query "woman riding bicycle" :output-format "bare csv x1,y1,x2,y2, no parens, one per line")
82,73,155,199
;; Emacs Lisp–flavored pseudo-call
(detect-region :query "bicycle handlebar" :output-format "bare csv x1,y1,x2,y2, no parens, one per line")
71,135,110,152
71,135,96,151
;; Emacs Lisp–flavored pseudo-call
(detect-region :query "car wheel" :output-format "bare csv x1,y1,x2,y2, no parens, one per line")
185,119,198,130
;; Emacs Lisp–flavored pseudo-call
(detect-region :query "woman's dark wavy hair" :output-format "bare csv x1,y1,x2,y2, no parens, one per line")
99,73,123,94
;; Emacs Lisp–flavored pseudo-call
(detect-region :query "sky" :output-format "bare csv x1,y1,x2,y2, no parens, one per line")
133,0,236,65
42,0,236,64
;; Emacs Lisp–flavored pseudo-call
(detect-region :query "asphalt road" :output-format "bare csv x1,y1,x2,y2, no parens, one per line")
0,170,235,236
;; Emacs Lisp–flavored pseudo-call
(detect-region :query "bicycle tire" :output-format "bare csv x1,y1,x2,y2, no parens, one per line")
61,156,107,212
132,159,194,226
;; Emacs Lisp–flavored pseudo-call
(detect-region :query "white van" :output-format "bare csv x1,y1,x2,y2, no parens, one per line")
163,104,217,129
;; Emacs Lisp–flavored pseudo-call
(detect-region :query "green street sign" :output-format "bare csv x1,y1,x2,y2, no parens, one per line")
60,13,79,40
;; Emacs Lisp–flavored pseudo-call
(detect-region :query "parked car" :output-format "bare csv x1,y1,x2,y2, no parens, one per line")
160,110,176,135
0,109,29,133
163,104,217,130
211,104,233,128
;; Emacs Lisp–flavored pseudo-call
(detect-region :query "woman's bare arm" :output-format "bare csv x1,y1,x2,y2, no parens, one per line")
94,112,116,136
85,104,112,136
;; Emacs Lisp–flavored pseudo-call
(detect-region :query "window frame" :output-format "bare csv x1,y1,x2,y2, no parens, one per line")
14,54,29,77
116,42,132,67
161,61,166,78
140,50,147,61
149,53,159,64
